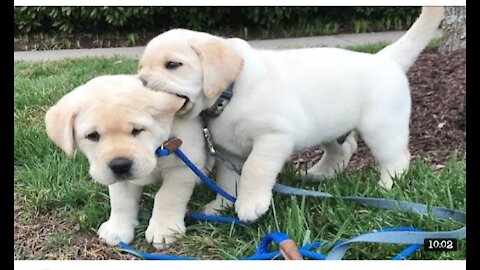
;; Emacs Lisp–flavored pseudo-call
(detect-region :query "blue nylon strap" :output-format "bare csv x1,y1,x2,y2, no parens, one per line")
168,148,237,203
255,232,290,255
119,242,197,260
299,242,327,260
188,212,246,225
392,244,422,260
119,227,422,260
325,229,466,260
241,232,324,260
273,184,466,223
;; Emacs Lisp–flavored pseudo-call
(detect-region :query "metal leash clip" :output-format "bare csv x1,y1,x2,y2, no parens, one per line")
203,127,216,154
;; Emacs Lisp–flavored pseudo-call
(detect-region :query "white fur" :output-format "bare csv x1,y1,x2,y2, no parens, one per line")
139,7,444,222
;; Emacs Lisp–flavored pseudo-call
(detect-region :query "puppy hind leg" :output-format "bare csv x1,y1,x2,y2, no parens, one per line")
359,124,410,190
306,132,357,180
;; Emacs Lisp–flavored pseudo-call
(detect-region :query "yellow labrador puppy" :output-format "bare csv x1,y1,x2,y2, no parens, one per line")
45,75,206,249
138,7,444,222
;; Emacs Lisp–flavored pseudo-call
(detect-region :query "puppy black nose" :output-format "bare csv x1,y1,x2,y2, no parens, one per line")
140,78,148,86
108,157,133,176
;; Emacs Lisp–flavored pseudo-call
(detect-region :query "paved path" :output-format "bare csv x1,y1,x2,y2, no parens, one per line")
14,30,442,61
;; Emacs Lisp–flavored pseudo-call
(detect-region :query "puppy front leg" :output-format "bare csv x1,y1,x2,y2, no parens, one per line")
98,181,142,246
146,168,196,250
235,134,294,222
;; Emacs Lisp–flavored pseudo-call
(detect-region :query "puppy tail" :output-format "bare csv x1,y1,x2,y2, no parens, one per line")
377,7,444,72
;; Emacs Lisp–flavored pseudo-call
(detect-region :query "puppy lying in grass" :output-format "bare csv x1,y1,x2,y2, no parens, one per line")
138,7,444,222
45,75,206,249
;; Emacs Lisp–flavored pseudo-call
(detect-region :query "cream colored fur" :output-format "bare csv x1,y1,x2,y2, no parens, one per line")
45,75,206,249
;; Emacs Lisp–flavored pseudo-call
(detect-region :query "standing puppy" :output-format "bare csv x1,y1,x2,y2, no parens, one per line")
45,75,206,249
138,7,444,222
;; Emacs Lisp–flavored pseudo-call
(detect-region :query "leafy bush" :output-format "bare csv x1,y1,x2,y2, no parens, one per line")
14,6,420,36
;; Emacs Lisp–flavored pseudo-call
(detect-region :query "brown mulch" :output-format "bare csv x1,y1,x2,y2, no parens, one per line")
14,47,466,260
292,48,466,169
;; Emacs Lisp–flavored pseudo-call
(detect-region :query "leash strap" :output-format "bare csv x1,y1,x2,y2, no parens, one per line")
211,151,243,175
273,184,466,223
174,148,237,203
272,183,466,260
187,212,246,226
119,242,197,260
119,226,423,260
154,140,466,260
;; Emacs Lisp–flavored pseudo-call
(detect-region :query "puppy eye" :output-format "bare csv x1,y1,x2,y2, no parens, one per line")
165,61,183,70
132,128,145,136
86,131,100,142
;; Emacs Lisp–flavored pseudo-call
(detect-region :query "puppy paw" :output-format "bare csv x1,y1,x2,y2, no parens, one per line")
342,132,358,158
306,166,338,180
98,219,138,246
306,134,357,181
145,220,185,250
203,198,233,216
378,175,394,190
235,191,272,222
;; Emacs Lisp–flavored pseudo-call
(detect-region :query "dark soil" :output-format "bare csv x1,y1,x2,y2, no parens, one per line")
14,33,159,51
14,204,132,260
292,48,466,168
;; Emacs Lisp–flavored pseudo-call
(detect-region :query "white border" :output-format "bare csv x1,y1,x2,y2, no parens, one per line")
13,0,466,267
13,0,466,7
14,260,467,270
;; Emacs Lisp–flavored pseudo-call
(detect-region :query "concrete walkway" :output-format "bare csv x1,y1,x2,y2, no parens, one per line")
14,30,442,61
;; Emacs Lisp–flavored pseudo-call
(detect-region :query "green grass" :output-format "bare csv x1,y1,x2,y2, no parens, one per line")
345,37,441,54
14,43,464,260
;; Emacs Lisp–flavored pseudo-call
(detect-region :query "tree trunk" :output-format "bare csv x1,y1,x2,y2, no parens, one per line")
439,6,466,54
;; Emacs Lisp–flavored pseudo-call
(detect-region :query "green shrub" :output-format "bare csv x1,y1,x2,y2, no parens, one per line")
14,7,420,36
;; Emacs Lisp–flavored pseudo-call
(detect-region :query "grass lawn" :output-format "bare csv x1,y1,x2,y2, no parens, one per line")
14,42,465,260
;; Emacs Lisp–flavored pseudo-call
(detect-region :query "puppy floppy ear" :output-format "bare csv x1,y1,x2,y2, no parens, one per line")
45,96,79,158
189,38,244,99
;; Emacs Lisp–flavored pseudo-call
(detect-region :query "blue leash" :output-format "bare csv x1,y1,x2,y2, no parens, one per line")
120,226,422,260
172,148,237,203
271,184,466,260
119,141,466,260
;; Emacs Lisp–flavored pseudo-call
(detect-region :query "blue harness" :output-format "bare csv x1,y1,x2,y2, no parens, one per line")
119,138,466,260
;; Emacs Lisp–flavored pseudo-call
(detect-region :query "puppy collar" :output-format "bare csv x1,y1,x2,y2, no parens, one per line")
200,83,234,155
200,83,234,125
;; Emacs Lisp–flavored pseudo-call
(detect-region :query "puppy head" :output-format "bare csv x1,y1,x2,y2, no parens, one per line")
45,75,185,186
138,29,244,117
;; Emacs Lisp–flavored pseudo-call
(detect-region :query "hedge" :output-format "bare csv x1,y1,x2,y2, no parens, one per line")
14,7,421,36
